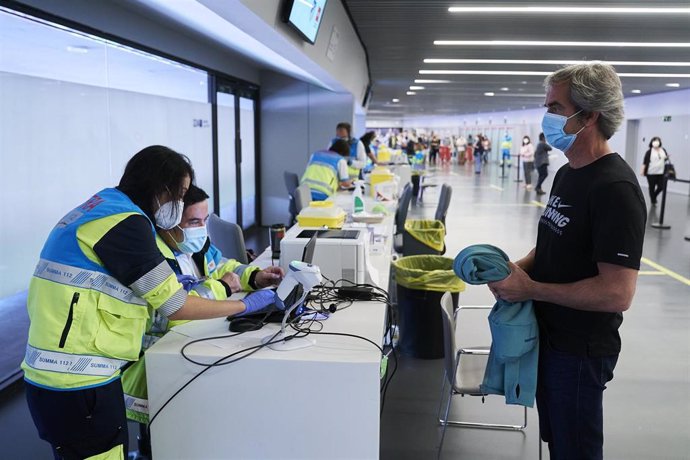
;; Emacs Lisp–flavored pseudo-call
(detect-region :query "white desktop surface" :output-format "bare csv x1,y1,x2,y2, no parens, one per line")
146,190,397,460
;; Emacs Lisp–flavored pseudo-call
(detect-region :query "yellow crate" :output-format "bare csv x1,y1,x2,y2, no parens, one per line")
297,212,346,228
297,201,346,228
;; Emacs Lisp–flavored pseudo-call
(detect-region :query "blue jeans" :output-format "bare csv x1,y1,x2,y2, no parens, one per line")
536,340,618,460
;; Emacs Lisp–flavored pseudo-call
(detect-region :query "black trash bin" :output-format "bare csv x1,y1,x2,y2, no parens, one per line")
393,256,465,359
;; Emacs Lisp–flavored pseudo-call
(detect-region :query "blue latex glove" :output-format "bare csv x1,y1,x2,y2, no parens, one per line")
176,274,198,292
239,289,278,316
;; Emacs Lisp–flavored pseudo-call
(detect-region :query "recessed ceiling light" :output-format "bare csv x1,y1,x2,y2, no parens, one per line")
409,86,425,90
434,40,690,48
484,92,495,96
414,79,452,83
423,58,690,67
406,91,416,95
66,45,89,54
665,83,681,87
631,89,642,94
392,98,400,103
447,6,690,14
419,70,690,78
500,87,509,91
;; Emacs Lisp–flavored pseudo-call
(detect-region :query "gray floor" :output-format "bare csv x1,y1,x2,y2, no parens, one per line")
1,156,689,459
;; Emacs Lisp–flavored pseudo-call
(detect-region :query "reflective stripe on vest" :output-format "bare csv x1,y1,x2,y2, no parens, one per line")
24,344,127,377
124,393,149,415
33,259,147,307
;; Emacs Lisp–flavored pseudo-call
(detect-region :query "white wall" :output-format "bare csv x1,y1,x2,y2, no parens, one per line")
0,72,213,297
260,71,354,225
234,0,370,103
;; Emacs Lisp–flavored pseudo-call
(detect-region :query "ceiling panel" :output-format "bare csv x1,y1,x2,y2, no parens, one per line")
344,0,690,120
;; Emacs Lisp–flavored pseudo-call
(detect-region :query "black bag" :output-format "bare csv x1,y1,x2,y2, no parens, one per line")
664,159,676,180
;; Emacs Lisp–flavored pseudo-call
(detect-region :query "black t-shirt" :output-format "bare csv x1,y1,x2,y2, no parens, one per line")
531,153,646,357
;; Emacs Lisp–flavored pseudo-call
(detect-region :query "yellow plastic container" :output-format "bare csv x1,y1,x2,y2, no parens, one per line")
370,167,395,196
377,146,391,163
297,201,346,228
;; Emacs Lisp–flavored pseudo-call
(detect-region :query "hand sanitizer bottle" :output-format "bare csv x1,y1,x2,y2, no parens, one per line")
353,180,365,214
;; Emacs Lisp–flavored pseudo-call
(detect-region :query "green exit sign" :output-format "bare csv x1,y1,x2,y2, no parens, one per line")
663,116,672,122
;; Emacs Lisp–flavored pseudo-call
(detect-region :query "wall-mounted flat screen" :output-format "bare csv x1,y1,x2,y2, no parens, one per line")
282,0,327,44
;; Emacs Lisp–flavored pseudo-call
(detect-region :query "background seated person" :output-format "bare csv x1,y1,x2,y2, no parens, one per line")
301,139,353,201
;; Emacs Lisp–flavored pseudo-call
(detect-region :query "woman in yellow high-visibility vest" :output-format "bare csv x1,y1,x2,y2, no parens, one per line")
23,145,280,459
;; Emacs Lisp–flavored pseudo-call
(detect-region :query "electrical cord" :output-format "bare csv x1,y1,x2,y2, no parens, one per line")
149,281,400,431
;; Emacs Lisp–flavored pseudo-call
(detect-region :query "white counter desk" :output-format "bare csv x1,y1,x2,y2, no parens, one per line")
146,193,396,460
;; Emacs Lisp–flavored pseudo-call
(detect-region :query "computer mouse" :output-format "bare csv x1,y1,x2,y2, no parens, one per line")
228,317,263,333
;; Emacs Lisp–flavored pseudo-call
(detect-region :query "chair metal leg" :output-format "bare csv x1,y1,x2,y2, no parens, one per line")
435,370,448,422
438,398,528,431
437,379,454,458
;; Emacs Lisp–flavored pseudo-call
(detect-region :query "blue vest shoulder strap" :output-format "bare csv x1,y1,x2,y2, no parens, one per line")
309,150,342,171
41,188,153,272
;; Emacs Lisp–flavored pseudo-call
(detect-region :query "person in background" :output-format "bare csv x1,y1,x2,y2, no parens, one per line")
22,146,278,460
330,122,367,178
455,135,467,165
473,135,485,174
302,139,353,201
640,136,669,206
520,135,536,190
488,62,646,460
429,134,440,164
359,131,379,165
405,136,416,160
534,132,552,195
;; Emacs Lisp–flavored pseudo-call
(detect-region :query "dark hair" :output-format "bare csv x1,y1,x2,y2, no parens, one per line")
523,135,531,144
184,184,209,208
336,122,352,136
360,131,376,146
329,139,351,157
648,136,663,148
539,132,545,142
118,145,194,221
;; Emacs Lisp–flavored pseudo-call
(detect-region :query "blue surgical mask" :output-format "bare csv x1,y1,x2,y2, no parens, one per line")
176,225,207,254
541,110,584,152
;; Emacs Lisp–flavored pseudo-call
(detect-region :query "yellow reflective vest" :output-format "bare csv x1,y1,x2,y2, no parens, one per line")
22,188,187,390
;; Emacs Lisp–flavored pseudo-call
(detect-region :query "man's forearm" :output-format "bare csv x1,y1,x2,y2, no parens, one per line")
168,294,246,320
530,274,634,313
515,248,535,272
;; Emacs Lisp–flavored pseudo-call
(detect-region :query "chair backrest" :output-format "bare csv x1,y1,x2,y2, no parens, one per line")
395,183,413,235
284,171,300,196
440,292,457,385
207,213,248,264
434,183,452,225
294,183,313,214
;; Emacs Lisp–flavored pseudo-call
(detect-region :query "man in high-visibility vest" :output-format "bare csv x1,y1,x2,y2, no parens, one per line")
301,139,353,201
122,184,283,456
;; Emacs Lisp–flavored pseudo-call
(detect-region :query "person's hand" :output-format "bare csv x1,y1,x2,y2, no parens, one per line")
220,272,242,293
239,289,277,316
255,266,284,288
487,262,535,303
176,274,197,292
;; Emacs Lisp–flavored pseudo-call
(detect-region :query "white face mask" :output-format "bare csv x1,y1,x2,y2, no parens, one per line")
652,141,660,148
154,199,183,230
523,139,529,145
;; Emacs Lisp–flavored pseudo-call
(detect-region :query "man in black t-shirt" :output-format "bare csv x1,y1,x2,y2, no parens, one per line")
487,63,646,460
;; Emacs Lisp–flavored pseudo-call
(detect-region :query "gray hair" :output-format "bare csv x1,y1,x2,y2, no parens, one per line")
544,62,624,140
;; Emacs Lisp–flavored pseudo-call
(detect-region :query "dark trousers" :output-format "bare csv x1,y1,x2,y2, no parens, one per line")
536,341,618,460
25,378,128,459
429,148,438,164
646,174,664,204
536,164,549,190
